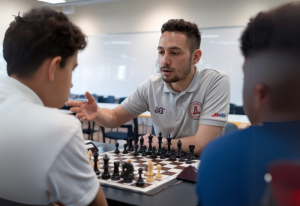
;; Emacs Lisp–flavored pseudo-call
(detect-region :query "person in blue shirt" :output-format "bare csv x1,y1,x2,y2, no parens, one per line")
196,2,300,206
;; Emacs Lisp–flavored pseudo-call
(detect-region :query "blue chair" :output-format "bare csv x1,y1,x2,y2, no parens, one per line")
235,106,245,115
101,124,134,143
98,96,115,103
229,103,237,114
223,122,238,135
118,97,127,104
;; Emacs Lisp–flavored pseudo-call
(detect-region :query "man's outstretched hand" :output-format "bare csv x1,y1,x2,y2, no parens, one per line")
66,91,98,121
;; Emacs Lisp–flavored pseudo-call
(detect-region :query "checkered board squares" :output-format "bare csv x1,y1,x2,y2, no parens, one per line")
95,150,200,194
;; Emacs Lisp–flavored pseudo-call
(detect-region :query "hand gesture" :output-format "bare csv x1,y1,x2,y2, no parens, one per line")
66,91,98,121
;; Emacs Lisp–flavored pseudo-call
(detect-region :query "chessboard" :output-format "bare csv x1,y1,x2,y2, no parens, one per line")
95,150,200,194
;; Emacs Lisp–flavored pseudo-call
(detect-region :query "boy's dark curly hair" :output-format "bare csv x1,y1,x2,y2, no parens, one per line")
161,19,201,54
3,7,87,78
240,2,300,57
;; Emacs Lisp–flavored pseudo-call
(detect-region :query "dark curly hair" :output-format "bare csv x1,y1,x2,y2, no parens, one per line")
161,19,201,54
240,2,300,57
3,7,87,78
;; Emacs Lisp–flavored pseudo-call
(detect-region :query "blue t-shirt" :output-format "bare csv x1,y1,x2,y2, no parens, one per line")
196,121,300,206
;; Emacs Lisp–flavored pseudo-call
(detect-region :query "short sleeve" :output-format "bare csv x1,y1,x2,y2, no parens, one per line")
199,74,230,127
121,79,150,116
47,127,99,206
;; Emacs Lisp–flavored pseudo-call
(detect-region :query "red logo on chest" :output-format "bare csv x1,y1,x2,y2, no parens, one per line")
188,102,202,120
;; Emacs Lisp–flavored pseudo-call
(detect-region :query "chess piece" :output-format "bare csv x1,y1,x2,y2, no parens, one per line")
179,149,185,162
160,147,166,159
123,160,134,183
133,144,139,156
146,134,153,155
127,137,134,151
189,145,196,160
150,146,157,158
146,160,154,182
142,145,147,156
166,134,172,158
156,132,163,155
138,136,144,153
114,142,120,154
144,166,148,176
111,162,120,180
186,152,192,164
169,148,176,161
123,144,128,154
101,154,110,178
93,151,100,175
155,164,162,178
176,140,182,158
136,168,145,186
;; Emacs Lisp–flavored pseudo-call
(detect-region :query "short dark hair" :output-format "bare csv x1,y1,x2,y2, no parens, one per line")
161,19,201,54
3,7,87,78
240,2,300,57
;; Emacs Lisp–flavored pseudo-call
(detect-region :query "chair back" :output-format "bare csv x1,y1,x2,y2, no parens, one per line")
229,103,237,114
78,94,86,98
118,97,127,104
261,162,300,206
98,95,115,103
235,106,245,115
223,122,238,135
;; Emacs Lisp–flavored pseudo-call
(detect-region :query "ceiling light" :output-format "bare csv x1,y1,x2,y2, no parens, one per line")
38,0,66,4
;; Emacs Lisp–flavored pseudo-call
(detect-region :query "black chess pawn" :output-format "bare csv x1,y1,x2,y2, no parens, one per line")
156,132,163,155
136,168,145,186
179,149,185,162
127,137,134,151
146,134,153,155
101,154,111,178
93,150,100,175
111,162,121,180
133,144,139,156
114,142,120,154
150,146,157,158
138,136,144,153
123,143,128,154
176,140,182,158
189,145,196,160
186,152,192,164
142,145,147,156
166,134,172,158
160,147,166,159
169,148,176,161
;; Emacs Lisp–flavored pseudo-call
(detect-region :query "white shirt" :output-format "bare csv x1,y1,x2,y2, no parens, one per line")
0,76,99,206
122,68,230,139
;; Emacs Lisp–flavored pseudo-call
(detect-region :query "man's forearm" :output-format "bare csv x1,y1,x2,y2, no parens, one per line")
94,107,120,128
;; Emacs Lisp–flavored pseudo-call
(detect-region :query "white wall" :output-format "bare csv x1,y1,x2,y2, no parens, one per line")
67,0,296,35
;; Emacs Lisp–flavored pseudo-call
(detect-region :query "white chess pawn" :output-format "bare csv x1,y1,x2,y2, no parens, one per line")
155,164,162,178
146,160,154,182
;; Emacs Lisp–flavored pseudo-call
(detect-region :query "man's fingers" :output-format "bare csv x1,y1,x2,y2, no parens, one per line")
76,113,86,120
70,107,81,113
85,91,95,103
66,100,84,107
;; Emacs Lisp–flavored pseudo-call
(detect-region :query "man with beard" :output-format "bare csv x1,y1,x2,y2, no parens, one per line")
67,19,230,155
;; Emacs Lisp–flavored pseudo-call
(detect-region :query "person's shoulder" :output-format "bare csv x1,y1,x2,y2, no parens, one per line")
200,68,229,77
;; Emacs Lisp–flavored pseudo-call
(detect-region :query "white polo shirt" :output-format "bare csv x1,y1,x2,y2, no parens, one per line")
0,76,99,206
122,68,230,138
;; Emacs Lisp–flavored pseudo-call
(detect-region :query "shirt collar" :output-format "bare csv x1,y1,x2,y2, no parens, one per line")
8,77,44,106
163,67,201,94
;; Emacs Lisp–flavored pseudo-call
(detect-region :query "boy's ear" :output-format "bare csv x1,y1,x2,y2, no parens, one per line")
48,57,62,82
253,83,269,111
